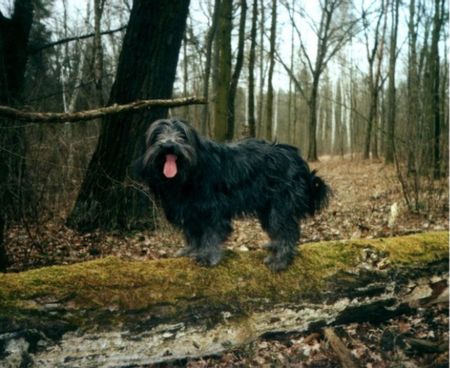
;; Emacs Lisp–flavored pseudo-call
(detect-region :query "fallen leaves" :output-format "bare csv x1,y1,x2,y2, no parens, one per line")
5,158,448,272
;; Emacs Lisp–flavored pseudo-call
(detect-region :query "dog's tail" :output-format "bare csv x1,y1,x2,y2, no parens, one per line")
308,170,331,215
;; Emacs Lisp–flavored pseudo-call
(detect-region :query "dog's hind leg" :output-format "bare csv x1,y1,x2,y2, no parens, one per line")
259,206,300,272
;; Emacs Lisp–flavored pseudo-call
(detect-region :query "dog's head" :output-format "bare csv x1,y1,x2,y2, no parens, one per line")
138,118,200,183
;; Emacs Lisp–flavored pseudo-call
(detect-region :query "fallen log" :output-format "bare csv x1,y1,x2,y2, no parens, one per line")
0,231,448,367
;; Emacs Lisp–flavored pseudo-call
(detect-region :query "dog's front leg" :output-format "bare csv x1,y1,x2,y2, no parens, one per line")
194,229,225,267
176,230,199,257
179,221,232,267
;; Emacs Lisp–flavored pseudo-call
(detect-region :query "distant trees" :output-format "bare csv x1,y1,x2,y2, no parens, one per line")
279,0,358,161
0,0,447,241
391,0,448,211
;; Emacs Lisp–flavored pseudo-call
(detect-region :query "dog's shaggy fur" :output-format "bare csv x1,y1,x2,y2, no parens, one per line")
135,118,330,271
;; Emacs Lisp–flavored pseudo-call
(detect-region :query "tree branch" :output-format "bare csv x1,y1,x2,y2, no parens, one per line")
324,328,360,368
0,96,207,123
28,25,127,55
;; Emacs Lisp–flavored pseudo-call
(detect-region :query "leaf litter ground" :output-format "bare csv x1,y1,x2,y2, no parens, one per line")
4,157,449,367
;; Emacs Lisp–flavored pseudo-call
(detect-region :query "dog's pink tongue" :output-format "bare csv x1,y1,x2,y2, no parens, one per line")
163,154,178,178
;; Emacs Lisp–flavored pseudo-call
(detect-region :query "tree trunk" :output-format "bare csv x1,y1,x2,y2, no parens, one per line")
334,80,344,156
287,1,295,144
93,0,105,107
0,1,33,103
265,0,276,141
372,106,380,159
364,87,378,160
213,0,232,142
200,0,220,135
320,75,333,155
0,0,34,249
182,30,190,119
247,0,257,138
307,80,319,161
429,0,444,178
385,0,400,164
406,0,419,175
0,216,7,271
66,0,190,231
0,232,447,367
362,0,387,160
256,0,265,137
226,0,247,140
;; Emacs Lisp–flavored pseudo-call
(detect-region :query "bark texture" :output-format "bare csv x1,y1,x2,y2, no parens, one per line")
213,0,232,142
66,0,190,231
0,0,34,265
0,232,447,367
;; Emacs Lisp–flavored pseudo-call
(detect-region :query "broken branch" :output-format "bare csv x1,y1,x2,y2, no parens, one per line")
0,96,207,123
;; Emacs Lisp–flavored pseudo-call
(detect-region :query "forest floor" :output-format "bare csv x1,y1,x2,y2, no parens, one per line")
4,157,449,367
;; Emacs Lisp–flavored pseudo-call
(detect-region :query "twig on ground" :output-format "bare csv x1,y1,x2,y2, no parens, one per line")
324,327,360,368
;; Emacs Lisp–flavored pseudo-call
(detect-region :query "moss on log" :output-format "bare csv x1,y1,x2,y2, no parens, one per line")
0,232,448,367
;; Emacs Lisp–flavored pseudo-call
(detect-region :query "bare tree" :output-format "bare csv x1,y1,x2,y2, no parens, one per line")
212,0,232,141
287,0,296,143
227,0,247,140
93,0,106,106
257,0,266,137
384,0,400,163
333,79,345,156
265,0,276,140
201,0,220,135
362,0,388,160
247,0,258,137
428,0,446,177
406,0,419,175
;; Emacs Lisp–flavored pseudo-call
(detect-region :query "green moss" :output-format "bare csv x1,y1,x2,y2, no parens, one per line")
367,231,449,264
0,232,447,318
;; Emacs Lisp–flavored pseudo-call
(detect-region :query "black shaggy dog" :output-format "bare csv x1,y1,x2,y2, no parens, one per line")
135,118,330,271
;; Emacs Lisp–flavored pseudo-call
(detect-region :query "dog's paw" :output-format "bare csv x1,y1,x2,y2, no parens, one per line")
175,246,196,257
195,250,223,267
264,257,290,272
263,242,277,251
264,254,293,272
264,242,297,271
